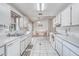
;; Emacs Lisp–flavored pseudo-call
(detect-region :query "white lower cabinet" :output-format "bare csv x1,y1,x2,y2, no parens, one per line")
6,39,20,56
20,34,32,55
55,39,63,56
63,45,76,56
72,4,79,25
0,34,32,56
55,36,77,56
55,36,63,56
0,46,5,56
63,40,79,56
20,40,25,55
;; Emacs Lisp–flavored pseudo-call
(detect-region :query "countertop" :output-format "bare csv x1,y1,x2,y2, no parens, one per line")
55,33,79,48
0,36,18,47
0,32,32,47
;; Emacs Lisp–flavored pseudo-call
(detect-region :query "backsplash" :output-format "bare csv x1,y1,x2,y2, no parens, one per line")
56,26,79,38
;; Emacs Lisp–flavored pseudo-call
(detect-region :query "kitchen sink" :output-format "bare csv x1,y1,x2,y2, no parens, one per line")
6,33,24,37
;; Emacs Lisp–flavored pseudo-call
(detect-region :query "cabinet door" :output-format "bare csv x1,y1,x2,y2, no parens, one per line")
24,39,26,50
61,6,71,26
53,18,56,27
63,45,76,56
6,40,20,56
53,18,56,32
20,40,25,55
0,46,4,56
55,39,63,56
0,4,10,26
25,38,28,48
20,41,23,55
72,4,79,25
25,38,30,49
52,39,56,49
63,40,79,55
56,14,61,25
19,17,24,29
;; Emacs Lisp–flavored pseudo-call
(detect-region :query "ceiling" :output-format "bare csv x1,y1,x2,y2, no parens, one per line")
9,3,70,22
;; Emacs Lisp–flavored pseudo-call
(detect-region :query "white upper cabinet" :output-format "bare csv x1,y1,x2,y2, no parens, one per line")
61,6,71,26
72,4,79,25
53,18,56,27
6,39,20,56
19,17,24,29
0,4,10,26
56,14,61,25
53,18,56,32
23,17,28,27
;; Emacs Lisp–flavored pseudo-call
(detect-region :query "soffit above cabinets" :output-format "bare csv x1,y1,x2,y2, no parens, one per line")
9,3,70,22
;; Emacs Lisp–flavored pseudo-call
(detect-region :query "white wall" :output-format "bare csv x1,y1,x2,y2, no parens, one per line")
33,19,48,32
0,4,10,26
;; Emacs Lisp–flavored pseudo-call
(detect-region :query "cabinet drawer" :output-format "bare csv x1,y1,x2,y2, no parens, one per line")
63,45,76,56
63,41,79,55
0,46,4,56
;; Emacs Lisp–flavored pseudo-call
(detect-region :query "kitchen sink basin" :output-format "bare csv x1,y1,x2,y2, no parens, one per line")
6,33,24,37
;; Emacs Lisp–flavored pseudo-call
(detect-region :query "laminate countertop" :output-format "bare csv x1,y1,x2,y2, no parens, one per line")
55,33,79,48
0,36,18,47
0,32,32,47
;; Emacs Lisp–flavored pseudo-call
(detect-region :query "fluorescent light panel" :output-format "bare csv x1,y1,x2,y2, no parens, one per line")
37,3,40,11
41,3,45,11
36,3,45,11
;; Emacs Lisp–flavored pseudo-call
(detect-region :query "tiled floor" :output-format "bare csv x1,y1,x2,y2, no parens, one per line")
30,37,58,56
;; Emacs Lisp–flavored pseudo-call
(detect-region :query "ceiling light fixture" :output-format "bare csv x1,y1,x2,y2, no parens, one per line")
37,21,40,24
36,3,45,11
